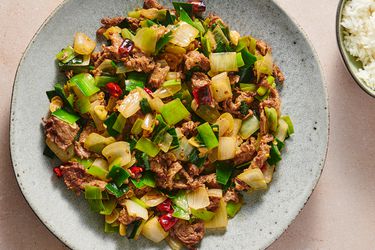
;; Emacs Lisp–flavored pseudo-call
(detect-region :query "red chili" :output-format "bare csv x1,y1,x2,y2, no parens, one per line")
156,199,173,213
188,0,206,14
118,39,134,57
53,167,62,178
129,166,144,175
192,85,212,106
143,87,153,95
106,82,123,98
158,212,178,231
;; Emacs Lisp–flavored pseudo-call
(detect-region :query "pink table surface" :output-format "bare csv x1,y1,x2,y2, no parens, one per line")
1,0,374,249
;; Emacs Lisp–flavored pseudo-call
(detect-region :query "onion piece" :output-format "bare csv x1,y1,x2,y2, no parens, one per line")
141,113,154,131
239,115,259,139
263,163,275,184
187,186,210,210
230,119,243,136
211,72,233,102
102,141,131,166
124,199,149,220
207,189,223,198
215,112,234,136
204,199,228,230
170,22,199,47
159,132,173,153
73,32,96,55
237,168,267,190
141,191,167,207
141,217,169,243
118,89,142,118
209,52,238,73
149,97,164,113
217,137,236,160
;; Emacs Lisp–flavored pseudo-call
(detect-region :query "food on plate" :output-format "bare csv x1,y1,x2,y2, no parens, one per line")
43,0,293,248
341,0,375,89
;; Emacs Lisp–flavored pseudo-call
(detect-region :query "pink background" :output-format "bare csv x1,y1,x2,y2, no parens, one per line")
1,0,374,249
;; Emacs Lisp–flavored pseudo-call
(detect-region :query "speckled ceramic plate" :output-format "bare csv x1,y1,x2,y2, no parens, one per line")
10,0,329,249
336,0,375,98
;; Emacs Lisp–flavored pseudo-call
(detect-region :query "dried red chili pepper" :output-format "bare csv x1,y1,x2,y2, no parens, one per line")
156,199,173,213
129,166,144,175
158,212,178,231
192,85,212,106
118,39,134,57
106,82,123,98
53,167,62,178
143,87,153,95
188,0,206,14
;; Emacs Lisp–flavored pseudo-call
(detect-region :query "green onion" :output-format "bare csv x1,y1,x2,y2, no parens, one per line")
226,201,242,218
140,98,152,114
172,2,193,15
85,186,102,199
121,28,134,40
161,98,190,125
54,83,74,109
105,182,129,198
267,143,282,165
178,7,205,34
133,27,158,55
241,48,257,67
215,161,233,185
236,52,245,68
52,109,80,124
135,137,160,157
191,208,216,221
56,46,76,64
100,198,117,215
107,165,130,187
197,123,219,150
69,73,100,97
239,115,259,139
281,116,294,135
131,118,144,135
210,52,238,73
239,83,257,92
87,165,108,180
95,75,119,88
125,72,147,91
104,113,120,137
155,31,173,54
265,107,278,132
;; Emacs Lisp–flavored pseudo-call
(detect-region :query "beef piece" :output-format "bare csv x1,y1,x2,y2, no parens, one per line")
234,137,257,165
221,90,255,119
123,50,155,73
118,207,138,225
207,14,224,27
103,32,124,61
234,178,250,192
187,163,202,177
91,50,110,68
198,173,220,189
148,62,170,88
206,197,221,211
167,162,184,189
170,220,205,249
223,188,240,203
101,16,126,27
134,186,153,198
250,134,273,169
228,73,240,85
273,64,285,84
184,51,210,71
180,121,199,138
143,0,164,9
256,39,272,56
44,116,79,150
159,52,184,71
191,72,210,88
123,17,140,31
60,162,107,194
74,125,96,159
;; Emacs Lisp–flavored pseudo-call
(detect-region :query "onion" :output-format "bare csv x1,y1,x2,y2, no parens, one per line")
230,119,243,136
215,113,234,136
124,199,149,220
187,186,210,210
93,105,108,121
142,217,169,243
84,133,116,154
105,208,120,224
207,189,223,198
159,132,173,153
142,113,154,131
204,199,228,230
237,168,267,190
263,163,275,184
149,97,164,113
239,115,259,139
217,137,236,160
141,191,167,207
170,22,199,47
91,158,108,171
73,32,96,55
102,141,131,166
211,72,233,102
275,118,289,142
171,136,194,161
209,52,238,73
118,89,142,118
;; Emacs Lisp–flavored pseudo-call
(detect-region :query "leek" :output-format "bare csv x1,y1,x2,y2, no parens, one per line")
236,52,245,68
167,128,180,150
210,52,238,73
178,7,205,34
172,2,193,15
241,48,257,67
239,115,259,139
170,22,199,47
281,115,294,135
56,46,75,63
135,137,160,157
105,208,120,224
133,27,158,55
94,75,119,88
118,89,142,118
121,28,134,40
105,182,129,198
140,98,152,114
85,186,102,200
104,113,120,137
197,123,219,150
215,161,233,185
87,164,108,181
104,222,118,233
112,113,127,133
107,165,130,187
100,198,117,216
192,103,220,123
275,118,289,142
171,191,190,220
265,107,278,132
69,73,100,97
240,83,257,92
51,109,79,125
161,98,190,125
54,83,74,109
267,143,282,165
155,31,173,54
191,208,216,221
204,199,228,229
226,201,242,218
125,72,147,91
131,118,144,135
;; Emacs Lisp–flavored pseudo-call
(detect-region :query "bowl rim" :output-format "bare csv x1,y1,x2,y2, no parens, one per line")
336,0,375,98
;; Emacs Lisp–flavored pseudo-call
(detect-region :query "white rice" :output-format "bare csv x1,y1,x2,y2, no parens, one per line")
341,0,375,90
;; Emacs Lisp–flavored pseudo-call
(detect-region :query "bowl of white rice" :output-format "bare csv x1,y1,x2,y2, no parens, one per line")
337,0,375,97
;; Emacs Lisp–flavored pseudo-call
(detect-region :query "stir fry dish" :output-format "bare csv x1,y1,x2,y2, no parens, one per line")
43,0,294,249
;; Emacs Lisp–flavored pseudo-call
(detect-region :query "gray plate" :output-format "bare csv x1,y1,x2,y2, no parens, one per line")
10,0,329,249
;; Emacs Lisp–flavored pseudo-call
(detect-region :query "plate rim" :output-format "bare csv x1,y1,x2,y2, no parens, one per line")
9,0,330,249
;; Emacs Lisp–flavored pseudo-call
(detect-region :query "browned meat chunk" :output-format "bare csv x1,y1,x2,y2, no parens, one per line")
206,196,221,211
74,124,96,159
143,0,164,10
191,72,210,88
273,64,285,84
234,178,250,192
250,134,273,169
187,163,202,177
60,162,107,194
118,207,138,225
221,90,254,119
148,62,170,88
123,50,155,73
101,16,126,28
256,39,272,56
234,137,257,165
198,173,220,189
223,188,240,203
228,73,240,85
184,51,210,71
180,121,199,138
44,116,79,150
170,220,205,249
